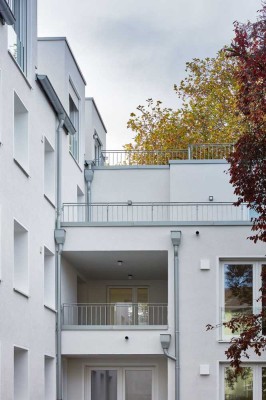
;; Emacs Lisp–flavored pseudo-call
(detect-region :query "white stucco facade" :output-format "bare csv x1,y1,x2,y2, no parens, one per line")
0,1,265,400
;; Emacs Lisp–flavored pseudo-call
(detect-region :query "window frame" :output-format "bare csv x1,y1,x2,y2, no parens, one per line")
85,366,156,400
8,0,28,73
220,260,265,341
220,363,266,400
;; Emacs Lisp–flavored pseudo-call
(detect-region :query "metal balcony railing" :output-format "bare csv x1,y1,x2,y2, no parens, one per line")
61,202,250,224
62,303,168,327
96,144,234,166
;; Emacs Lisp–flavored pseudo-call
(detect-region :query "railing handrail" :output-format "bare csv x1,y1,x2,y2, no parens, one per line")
62,201,243,206
63,302,168,306
101,143,234,153
95,144,235,166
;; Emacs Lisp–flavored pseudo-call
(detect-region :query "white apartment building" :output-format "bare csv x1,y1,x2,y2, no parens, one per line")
0,1,265,399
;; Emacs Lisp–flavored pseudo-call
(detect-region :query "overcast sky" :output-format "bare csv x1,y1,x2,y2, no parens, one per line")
38,0,262,149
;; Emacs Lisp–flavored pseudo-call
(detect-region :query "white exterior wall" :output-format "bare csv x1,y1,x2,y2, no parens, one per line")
85,98,107,162
37,38,87,203
169,160,235,202
91,167,170,203
0,5,57,399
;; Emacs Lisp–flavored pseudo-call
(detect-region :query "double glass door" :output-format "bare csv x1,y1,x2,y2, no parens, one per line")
108,287,149,326
86,367,154,400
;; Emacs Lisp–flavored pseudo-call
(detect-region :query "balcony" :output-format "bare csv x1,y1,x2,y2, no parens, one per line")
62,303,168,330
61,202,251,226
95,143,234,166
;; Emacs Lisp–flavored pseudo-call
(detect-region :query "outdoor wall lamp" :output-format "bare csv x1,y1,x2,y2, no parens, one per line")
117,260,123,266
209,196,214,201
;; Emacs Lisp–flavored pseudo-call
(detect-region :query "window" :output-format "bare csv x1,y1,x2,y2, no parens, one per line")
221,364,266,400
94,131,102,166
44,247,55,309
44,356,55,400
77,185,85,222
8,0,27,73
0,69,2,145
69,94,79,161
108,287,150,325
14,92,28,171
14,346,28,400
0,205,1,281
86,367,154,400
13,220,28,294
221,261,266,339
44,137,55,203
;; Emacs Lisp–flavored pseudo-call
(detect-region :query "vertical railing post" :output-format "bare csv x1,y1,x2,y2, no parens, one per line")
188,145,192,160
107,204,109,222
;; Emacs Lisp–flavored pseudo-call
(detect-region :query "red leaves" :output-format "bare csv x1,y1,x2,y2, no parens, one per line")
224,311,266,380
227,3,266,243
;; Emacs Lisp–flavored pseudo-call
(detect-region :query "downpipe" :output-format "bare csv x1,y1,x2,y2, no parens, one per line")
55,116,65,400
171,231,182,400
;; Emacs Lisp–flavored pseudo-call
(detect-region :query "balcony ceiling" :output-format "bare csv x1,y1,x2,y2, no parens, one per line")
62,250,168,280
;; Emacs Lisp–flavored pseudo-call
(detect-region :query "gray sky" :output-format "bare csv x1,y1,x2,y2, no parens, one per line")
38,0,262,149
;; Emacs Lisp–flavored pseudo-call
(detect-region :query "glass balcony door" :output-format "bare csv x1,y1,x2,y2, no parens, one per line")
108,287,149,325
86,367,153,400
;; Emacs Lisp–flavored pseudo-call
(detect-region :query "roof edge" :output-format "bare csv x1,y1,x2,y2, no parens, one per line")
86,97,107,133
36,74,76,135
37,37,87,85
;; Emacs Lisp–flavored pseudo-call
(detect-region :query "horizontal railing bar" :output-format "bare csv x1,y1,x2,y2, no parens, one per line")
62,303,168,326
62,202,243,205
95,144,235,166
61,202,251,224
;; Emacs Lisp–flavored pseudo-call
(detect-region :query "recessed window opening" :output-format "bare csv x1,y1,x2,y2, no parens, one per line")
13,220,28,294
44,247,55,309
14,92,28,170
69,94,79,161
221,364,266,400
44,137,55,202
14,346,28,400
221,261,266,339
45,356,55,400
94,131,102,166
8,0,27,73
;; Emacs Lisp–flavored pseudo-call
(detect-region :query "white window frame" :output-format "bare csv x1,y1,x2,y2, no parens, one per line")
13,91,29,174
43,246,55,309
85,366,156,400
220,363,266,400
69,81,80,162
220,260,265,341
13,219,29,296
44,136,55,204
8,0,27,73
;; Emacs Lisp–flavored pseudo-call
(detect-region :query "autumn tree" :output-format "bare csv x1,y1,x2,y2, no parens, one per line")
125,51,247,162
208,3,266,384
